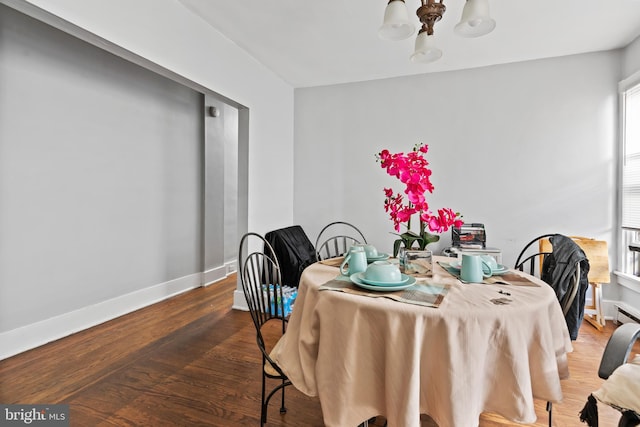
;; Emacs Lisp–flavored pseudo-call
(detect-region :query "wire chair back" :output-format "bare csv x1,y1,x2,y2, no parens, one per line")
514,233,556,276
315,221,367,261
239,232,287,335
514,233,583,316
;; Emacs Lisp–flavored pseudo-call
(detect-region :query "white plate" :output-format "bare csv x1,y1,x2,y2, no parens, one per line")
350,273,416,291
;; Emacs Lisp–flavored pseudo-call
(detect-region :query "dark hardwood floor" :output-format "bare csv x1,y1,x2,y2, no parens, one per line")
0,273,634,426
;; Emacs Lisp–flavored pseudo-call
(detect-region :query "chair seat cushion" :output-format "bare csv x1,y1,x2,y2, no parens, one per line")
593,354,640,414
264,336,286,378
264,359,281,377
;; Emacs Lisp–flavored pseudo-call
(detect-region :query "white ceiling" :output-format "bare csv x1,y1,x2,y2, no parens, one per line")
178,0,640,88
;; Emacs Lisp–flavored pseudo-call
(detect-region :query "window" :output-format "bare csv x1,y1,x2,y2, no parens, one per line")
620,75,640,276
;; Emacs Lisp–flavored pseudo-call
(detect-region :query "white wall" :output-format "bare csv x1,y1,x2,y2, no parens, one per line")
622,35,640,80
294,51,621,305
0,0,294,359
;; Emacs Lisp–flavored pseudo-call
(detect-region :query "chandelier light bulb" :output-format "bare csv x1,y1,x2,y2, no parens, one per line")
379,0,415,41
454,0,495,37
410,30,442,64
468,18,482,27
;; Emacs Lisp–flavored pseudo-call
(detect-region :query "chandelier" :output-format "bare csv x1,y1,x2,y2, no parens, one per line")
379,0,496,63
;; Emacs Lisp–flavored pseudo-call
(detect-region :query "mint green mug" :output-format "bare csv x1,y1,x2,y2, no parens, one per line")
480,255,499,274
460,254,492,283
340,247,367,276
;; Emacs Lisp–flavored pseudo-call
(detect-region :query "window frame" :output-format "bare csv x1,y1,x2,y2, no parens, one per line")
616,70,640,292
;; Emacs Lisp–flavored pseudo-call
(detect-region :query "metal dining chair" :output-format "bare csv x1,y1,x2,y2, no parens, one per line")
238,232,292,426
514,234,585,317
314,221,368,261
579,323,640,426
514,233,588,427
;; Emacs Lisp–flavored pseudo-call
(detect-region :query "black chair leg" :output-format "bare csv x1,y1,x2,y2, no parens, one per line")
263,380,291,423
546,401,552,427
261,374,267,426
280,378,287,414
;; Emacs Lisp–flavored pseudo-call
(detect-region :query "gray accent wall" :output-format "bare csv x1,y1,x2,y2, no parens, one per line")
0,4,223,334
0,0,293,359
203,96,240,272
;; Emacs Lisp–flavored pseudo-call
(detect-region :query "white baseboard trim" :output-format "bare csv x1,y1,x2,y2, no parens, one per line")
202,264,228,286
225,261,237,276
232,289,248,311
0,272,203,361
227,260,246,311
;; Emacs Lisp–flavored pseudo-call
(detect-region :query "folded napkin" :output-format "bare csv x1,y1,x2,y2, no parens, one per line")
487,273,540,287
437,261,460,278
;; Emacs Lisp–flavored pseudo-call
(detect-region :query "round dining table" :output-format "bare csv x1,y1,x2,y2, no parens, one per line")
272,256,573,427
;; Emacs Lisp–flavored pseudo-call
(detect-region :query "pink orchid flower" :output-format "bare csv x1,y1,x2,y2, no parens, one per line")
377,143,463,242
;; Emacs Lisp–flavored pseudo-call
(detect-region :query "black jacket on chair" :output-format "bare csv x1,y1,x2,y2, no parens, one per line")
541,234,590,340
265,226,316,288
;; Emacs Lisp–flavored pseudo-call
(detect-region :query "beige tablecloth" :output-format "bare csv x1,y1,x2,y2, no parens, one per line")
273,256,573,427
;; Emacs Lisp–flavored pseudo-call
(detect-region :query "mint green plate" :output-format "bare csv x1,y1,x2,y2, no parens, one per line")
358,273,411,287
350,273,416,291
366,253,390,262
447,260,510,276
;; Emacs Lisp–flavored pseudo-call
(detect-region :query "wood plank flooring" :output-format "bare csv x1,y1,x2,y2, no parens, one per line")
0,273,636,426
